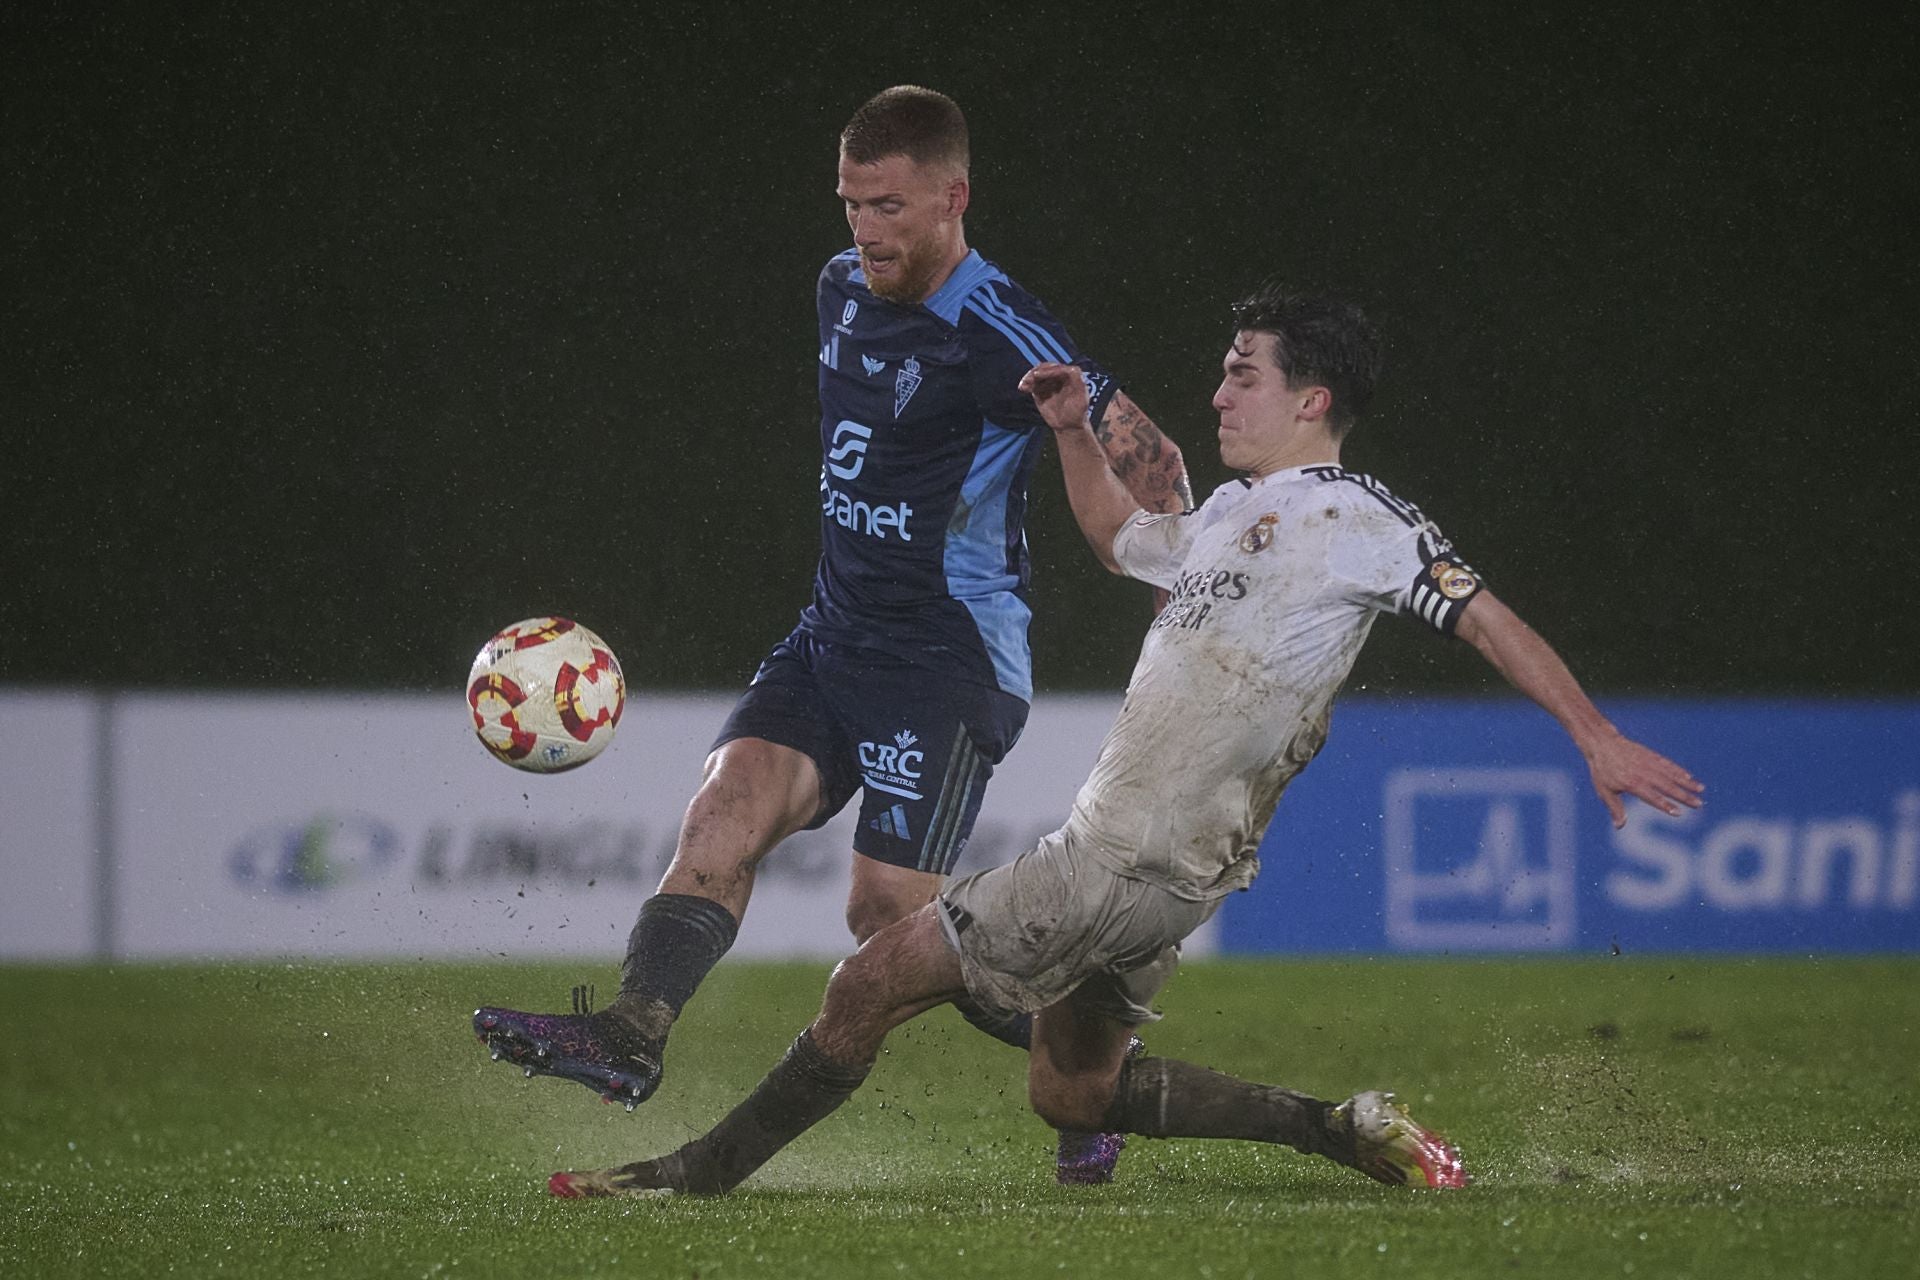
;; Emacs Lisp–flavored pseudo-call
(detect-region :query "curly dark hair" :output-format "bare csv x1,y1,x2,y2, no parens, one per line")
840,85,970,175
1230,284,1383,431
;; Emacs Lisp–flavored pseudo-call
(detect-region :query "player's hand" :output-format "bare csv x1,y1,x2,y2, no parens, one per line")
1019,362,1092,435
1584,732,1705,828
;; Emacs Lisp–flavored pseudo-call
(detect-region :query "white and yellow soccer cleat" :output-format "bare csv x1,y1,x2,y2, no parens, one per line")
547,1163,680,1200
1336,1090,1469,1189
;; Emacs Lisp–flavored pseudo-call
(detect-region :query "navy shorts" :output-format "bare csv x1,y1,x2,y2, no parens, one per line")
712,629,1029,875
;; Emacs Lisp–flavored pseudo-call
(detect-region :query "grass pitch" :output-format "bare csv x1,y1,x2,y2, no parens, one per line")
4,957,1916,1279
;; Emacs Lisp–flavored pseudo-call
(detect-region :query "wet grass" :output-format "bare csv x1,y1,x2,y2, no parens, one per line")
4,957,1916,1278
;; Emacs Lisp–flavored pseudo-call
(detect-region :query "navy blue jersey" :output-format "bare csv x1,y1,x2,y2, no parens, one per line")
802,249,1119,702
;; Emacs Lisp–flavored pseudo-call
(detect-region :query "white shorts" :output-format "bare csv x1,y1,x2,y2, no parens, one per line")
937,829,1219,1025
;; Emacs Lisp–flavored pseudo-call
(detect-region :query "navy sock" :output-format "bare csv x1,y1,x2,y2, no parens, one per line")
606,893,739,1045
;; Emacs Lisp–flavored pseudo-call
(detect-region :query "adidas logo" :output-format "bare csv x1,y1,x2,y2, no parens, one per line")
866,803,912,841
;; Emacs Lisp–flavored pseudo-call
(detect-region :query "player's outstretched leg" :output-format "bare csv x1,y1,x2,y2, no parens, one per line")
1092,1056,1468,1189
473,893,739,1108
548,1027,873,1197
547,905,964,1198
473,740,817,1108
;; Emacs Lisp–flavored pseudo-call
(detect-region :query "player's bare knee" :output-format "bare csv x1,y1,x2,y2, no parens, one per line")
845,890,917,945
846,863,941,945
727,737,819,798
813,958,891,1064
820,952,874,1019
680,741,820,861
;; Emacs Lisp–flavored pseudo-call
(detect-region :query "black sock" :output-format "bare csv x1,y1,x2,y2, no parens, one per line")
1098,1056,1343,1160
604,893,739,1047
657,1028,871,1194
954,997,1033,1051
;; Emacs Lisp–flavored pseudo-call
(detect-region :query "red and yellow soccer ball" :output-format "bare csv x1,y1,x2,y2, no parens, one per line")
466,617,626,773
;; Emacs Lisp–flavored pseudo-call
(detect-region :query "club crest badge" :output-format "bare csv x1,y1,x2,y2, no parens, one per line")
894,356,923,418
1431,559,1480,599
1239,512,1280,553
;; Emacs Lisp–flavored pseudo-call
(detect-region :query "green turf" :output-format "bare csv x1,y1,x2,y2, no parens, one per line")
3,957,1916,1278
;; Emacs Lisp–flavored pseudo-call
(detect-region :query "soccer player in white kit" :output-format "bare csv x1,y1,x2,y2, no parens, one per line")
546,286,1705,1199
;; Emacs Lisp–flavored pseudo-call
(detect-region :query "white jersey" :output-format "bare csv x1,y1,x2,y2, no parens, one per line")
1061,463,1484,900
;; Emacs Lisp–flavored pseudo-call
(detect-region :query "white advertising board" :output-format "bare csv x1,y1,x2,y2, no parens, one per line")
0,690,99,959
86,690,1162,961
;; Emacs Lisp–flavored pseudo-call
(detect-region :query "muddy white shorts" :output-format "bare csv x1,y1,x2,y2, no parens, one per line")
937,829,1219,1024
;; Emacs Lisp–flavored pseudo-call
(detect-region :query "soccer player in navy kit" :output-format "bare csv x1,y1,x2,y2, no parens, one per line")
474,87,1190,1184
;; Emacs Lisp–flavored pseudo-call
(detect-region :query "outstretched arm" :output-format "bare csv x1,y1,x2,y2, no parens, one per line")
1020,362,1145,573
1454,591,1705,828
1095,390,1194,515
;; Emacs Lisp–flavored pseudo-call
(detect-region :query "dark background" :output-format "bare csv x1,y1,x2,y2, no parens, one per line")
6,1,1916,696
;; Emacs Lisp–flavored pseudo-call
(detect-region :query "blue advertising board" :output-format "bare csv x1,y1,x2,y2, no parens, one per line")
1216,700,1920,954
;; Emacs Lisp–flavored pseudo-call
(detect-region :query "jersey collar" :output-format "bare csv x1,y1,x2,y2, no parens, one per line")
1245,462,1342,489
922,250,998,324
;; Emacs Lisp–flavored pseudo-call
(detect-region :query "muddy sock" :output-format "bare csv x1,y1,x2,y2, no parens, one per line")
603,893,740,1050
954,997,1033,1051
1098,1056,1345,1159
665,1028,872,1194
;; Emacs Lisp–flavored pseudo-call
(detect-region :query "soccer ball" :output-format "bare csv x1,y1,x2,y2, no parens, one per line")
466,617,626,773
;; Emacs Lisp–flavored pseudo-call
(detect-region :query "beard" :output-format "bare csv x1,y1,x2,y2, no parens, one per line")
860,242,943,303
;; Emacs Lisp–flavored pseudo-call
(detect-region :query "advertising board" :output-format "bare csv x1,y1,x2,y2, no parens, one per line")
1218,700,1920,953
4,692,1913,959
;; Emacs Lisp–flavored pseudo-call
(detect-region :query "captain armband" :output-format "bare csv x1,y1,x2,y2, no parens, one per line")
1405,555,1484,636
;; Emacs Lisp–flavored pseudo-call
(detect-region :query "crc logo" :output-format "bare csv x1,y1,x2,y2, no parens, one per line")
859,729,925,801
1382,768,1577,950
827,419,872,480
228,814,401,893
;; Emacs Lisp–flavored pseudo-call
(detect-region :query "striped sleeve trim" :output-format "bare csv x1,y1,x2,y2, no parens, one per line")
962,283,1074,366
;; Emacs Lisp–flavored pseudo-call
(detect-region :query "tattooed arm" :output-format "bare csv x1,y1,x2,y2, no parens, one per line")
1020,364,1139,573
1094,390,1191,611
1093,390,1194,515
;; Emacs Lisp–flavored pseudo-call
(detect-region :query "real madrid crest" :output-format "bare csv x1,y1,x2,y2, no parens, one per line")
1430,559,1480,599
1239,512,1280,553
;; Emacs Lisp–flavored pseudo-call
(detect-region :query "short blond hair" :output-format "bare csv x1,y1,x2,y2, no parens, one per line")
840,85,969,175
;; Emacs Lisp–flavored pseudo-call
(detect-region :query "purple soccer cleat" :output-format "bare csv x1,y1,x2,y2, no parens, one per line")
1055,1130,1128,1185
1054,1034,1146,1185
472,985,661,1110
